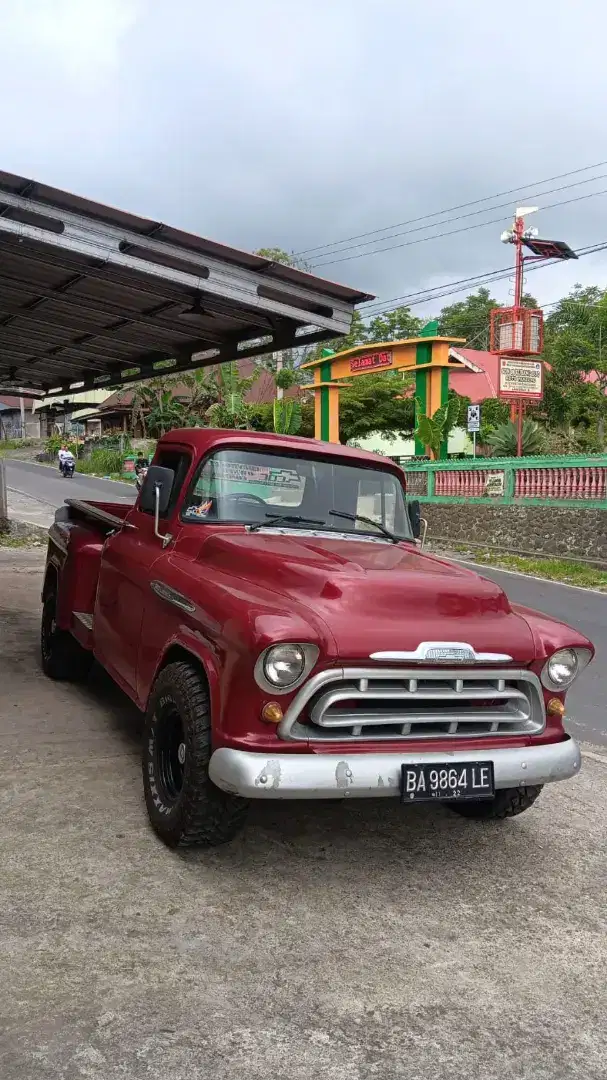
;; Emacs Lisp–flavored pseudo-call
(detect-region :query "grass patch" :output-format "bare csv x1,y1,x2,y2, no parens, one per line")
77,449,125,475
451,548,607,590
0,534,41,548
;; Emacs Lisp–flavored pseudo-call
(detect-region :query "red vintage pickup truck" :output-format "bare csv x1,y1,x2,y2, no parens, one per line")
41,428,593,847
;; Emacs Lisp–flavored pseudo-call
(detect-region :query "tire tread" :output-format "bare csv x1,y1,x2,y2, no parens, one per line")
144,661,248,848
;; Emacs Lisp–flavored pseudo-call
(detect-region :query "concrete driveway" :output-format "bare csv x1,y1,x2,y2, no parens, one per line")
1,548,606,1080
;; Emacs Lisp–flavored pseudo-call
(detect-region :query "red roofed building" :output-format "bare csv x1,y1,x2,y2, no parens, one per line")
447,348,501,402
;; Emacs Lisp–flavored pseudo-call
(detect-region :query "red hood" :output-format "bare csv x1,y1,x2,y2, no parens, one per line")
198,531,536,663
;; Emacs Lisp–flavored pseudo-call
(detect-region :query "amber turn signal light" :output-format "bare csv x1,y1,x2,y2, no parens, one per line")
547,697,566,716
261,702,284,724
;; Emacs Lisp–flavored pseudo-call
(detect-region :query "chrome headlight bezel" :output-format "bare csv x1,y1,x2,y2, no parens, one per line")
254,643,319,695
541,647,592,692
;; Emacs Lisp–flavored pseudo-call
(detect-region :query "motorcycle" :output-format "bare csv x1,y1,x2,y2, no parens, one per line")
135,466,148,492
60,459,75,478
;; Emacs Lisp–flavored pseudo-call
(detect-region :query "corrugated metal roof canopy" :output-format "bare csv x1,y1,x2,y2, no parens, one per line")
0,171,373,397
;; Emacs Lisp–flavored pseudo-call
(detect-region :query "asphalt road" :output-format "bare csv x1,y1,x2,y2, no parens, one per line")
5,458,136,505
457,561,607,747
5,460,605,745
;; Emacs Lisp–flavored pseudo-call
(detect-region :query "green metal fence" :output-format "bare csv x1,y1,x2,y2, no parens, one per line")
401,454,607,508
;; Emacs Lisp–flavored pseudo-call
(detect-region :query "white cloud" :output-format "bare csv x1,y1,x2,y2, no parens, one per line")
0,0,606,311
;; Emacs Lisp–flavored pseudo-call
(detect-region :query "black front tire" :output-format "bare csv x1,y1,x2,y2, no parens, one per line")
143,661,249,848
447,785,543,820
40,592,93,681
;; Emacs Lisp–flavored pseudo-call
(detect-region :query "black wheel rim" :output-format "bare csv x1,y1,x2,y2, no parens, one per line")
41,598,56,662
154,704,186,806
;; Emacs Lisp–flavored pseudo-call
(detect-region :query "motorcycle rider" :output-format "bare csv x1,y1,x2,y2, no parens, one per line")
134,452,149,490
59,446,75,477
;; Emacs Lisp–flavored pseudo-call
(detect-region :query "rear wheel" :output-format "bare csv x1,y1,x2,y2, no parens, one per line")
40,591,93,681
143,661,249,848
447,785,543,820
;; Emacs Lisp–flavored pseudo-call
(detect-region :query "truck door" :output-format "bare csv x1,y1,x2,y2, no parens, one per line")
93,448,192,697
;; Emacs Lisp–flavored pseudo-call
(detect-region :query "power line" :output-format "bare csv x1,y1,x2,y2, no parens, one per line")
295,159,607,259
312,186,607,270
354,239,607,321
309,172,607,266
361,265,514,315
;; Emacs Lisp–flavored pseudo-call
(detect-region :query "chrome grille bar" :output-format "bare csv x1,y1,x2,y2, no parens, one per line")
277,667,545,743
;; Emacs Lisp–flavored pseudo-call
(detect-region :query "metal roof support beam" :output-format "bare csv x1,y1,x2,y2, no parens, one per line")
0,190,353,335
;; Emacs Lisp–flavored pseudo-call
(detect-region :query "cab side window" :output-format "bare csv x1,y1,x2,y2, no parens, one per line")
140,450,192,518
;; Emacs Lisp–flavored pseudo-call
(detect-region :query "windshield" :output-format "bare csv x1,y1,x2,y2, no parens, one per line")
182,448,412,541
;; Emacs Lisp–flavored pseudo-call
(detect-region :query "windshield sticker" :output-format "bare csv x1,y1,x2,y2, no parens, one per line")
210,460,302,489
186,500,213,518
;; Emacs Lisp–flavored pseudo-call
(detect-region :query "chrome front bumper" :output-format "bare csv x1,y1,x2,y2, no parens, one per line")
209,737,581,800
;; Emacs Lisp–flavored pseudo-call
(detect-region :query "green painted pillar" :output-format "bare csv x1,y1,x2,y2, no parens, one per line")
319,359,332,442
439,367,450,460
414,340,431,456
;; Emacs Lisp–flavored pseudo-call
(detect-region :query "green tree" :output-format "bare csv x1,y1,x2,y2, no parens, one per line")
130,377,188,437
438,287,499,347
438,287,538,347
338,371,415,443
477,398,510,444
541,286,607,443
207,362,257,429
365,306,423,343
254,246,311,272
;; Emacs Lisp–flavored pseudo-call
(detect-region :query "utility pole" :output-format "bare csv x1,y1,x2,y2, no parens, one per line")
0,460,8,533
512,210,529,458
494,208,577,456
274,352,284,401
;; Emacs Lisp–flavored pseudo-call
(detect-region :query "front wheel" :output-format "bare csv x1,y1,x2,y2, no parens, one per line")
142,661,249,848
447,785,543,820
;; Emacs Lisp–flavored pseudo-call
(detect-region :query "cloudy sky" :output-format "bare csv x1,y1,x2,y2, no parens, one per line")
2,0,607,320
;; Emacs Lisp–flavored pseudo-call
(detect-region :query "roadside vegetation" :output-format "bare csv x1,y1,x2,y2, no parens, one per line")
447,547,607,590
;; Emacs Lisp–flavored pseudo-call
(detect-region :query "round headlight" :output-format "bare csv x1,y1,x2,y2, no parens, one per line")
542,648,579,691
263,644,306,688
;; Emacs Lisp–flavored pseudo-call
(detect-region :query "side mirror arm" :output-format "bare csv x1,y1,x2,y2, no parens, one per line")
154,484,173,549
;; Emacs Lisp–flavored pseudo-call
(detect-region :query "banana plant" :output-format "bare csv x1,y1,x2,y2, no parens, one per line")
273,398,302,435
414,395,461,459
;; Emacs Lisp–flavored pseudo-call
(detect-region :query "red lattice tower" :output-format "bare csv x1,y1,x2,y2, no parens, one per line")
489,306,544,356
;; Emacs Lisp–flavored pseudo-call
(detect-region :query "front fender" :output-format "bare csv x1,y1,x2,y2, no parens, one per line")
139,627,222,721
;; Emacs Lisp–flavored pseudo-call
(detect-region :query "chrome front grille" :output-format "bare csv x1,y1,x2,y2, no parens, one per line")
278,667,545,742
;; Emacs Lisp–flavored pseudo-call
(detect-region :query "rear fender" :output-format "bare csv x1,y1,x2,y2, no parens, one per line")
45,521,105,631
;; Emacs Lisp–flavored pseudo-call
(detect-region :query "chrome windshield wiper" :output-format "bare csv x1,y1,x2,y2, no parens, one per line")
329,509,399,543
249,513,325,533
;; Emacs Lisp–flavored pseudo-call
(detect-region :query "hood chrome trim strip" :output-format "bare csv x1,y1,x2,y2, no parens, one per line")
370,642,513,663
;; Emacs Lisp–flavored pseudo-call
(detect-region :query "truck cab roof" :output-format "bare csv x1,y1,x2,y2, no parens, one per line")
157,428,403,474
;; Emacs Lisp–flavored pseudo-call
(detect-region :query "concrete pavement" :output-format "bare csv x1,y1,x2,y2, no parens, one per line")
0,547,606,1080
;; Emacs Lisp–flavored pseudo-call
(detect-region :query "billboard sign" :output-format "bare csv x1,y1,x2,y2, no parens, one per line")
498,357,544,400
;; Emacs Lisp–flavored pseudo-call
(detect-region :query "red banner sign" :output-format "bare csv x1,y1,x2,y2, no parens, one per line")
350,350,393,373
